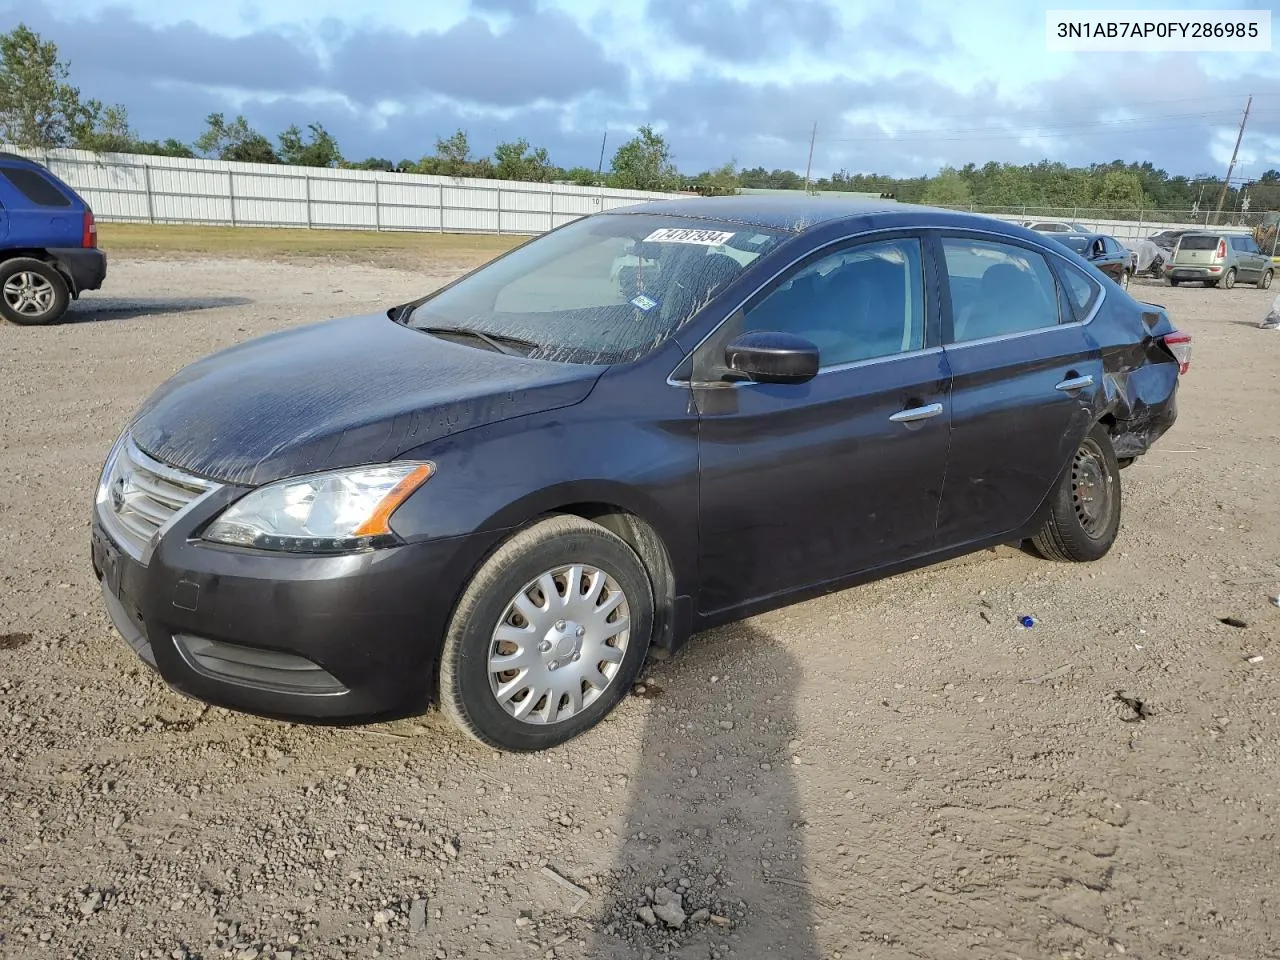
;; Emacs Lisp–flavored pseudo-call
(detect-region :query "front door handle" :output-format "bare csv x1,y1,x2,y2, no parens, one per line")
889,402,944,424
1055,375,1095,392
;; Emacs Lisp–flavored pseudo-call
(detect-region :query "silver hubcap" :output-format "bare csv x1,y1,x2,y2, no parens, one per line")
1121,272,1130,289
1072,438,1113,539
488,564,630,725
3,272,55,316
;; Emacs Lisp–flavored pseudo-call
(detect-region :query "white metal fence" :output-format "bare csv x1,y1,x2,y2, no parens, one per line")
1,146,675,235
2,145,1264,247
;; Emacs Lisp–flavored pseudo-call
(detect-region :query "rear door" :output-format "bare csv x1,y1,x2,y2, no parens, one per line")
932,232,1103,548
1234,236,1266,280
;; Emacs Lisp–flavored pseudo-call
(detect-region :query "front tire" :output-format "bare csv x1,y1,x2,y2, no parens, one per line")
1031,423,1122,563
439,515,654,752
1120,269,1131,291
0,258,70,325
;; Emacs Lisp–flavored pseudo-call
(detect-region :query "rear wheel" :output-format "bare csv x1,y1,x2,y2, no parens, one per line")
0,258,69,326
1031,423,1122,563
1258,268,1273,290
439,515,654,752
1168,278,1180,287
1222,268,1237,290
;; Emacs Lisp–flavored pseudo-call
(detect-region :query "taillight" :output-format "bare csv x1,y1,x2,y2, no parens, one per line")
1163,330,1192,375
1216,239,1226,259
82,210,97,248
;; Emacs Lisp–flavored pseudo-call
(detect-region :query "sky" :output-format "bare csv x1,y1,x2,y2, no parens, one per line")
3,0,1280,180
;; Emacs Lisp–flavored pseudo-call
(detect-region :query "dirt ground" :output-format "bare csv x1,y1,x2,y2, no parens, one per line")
1,251,1278,960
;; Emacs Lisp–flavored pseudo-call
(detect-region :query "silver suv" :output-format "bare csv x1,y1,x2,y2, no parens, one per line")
1163,231,1274,289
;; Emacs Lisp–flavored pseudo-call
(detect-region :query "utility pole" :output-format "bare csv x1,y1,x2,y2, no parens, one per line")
596,132,608,187
1212,95,1251,225
803,122,817,194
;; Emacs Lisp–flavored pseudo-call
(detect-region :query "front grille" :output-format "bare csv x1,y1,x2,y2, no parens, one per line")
97,434,220,563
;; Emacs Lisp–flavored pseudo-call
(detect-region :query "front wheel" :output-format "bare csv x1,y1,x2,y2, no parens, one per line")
1258,269,1273,290
1222,268,1237,290
0,258,70,325
438,515,654,752
1120,269,1131,291
1031,423,1122,563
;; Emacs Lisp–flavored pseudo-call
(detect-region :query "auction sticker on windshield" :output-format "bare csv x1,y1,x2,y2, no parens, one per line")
644,228,736,245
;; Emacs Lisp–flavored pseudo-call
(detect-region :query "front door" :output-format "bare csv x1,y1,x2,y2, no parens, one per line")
933,233,1104,548
691,233,952,615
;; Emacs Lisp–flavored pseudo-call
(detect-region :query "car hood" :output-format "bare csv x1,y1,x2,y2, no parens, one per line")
128,313,604,486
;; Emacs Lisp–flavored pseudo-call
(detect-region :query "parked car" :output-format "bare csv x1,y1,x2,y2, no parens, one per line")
1142,229,1193,277
91,197,1191,751
0,152,106,325
1163,230,1273,289
1053,232,1134,289
1022,220,1089,234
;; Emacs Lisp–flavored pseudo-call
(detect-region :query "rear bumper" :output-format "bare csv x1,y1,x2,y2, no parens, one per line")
1112,385,1178,459
49,247,107,294
1164,265,1223,281
91,499,502,723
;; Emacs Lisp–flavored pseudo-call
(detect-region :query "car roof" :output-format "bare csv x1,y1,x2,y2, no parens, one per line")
600,194,1040,237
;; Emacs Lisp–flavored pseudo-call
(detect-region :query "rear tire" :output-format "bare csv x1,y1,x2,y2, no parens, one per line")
1222,268,1237,290
1168,278,1180,287
1031,423,1122,563
438,514,654,752
1258,269,1273,290
0,258,70,326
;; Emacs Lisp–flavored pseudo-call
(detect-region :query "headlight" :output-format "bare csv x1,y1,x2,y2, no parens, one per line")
203,462,434,553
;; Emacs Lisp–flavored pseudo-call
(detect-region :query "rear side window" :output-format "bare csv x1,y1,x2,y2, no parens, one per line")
0,167,71,207
941,238,1061,343
1180,235,1220,251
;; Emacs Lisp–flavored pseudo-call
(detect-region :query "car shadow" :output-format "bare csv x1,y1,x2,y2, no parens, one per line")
585,621,821,960
61,296,252,324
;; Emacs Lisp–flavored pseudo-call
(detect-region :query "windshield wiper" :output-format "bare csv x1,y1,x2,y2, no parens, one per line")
420,326,537,357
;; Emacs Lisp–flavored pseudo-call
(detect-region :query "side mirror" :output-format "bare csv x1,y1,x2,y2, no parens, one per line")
724,331,819,384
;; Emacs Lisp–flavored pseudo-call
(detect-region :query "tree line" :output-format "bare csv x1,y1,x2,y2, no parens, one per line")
1,23,1275,213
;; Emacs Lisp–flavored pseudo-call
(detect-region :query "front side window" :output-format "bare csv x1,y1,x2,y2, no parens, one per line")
742,237,925,368
942,238,1061,342
406,214,788,364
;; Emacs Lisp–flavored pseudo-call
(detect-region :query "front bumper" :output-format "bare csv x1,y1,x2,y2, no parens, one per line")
49,247,107,294
91,494,500,722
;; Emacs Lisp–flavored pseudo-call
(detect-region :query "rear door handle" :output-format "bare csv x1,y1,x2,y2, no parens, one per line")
889,402,944,424
1055,375,1094,392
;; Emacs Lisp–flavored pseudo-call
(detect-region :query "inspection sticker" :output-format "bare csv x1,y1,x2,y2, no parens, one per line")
629,293,659,311
643,228,736,246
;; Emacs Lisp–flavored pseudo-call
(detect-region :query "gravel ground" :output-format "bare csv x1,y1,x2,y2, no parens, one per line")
1,256,1278,960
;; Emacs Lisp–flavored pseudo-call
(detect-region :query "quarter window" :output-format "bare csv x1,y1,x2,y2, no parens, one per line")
1057,260,1102,321
743,237,925,368
0,167,71,207
941,238,1062,342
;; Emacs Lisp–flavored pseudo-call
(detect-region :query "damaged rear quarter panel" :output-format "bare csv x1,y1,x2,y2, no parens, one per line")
1092,296,1180,457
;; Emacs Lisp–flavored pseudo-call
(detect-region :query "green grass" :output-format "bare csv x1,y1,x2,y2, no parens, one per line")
98,222,527,266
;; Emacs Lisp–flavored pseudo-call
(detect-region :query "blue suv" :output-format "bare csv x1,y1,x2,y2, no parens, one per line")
0,152,107,325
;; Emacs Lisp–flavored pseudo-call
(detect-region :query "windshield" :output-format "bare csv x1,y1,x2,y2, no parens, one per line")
405,213,789,364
